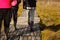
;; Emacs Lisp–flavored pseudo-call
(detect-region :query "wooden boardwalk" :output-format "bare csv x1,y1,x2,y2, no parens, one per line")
0,10,41,40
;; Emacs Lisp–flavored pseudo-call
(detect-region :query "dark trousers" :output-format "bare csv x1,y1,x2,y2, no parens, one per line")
0,8,12,39
11,6,18,29
28,9,35,31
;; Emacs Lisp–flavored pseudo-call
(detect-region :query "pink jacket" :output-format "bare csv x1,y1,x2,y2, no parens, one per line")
0,0,17,8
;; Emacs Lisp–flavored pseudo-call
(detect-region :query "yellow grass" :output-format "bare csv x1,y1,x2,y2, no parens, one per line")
17,2,23,17
36,1,60,40
36,1,60,26
55,30,60,40
42,29,60,40
42,29,56,40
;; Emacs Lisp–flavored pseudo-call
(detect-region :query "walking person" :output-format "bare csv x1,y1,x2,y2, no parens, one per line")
11,0,21,30
23,0,37,31
0,0,17,40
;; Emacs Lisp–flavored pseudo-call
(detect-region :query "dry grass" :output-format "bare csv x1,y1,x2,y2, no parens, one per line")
36,1,60,40
42,29,56,40
36,1,60,26
42,29,60,40
17,2,23,17
55,30,60,40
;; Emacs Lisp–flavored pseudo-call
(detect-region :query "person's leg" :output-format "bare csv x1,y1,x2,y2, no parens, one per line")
12,6,18,30
0,10,3,38
28,9,35,31
4,9,12,40
0,18,2,38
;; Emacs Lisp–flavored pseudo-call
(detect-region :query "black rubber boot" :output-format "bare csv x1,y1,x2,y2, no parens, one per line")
14,23,17,30
4,27,10,40
29,21,34,32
